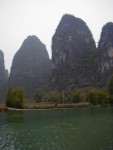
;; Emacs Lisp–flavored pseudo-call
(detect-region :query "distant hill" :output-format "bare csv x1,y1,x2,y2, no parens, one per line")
1,14,113,102
97,22,113,84
0,50,7,103
51,14,96,90
8,35,52,98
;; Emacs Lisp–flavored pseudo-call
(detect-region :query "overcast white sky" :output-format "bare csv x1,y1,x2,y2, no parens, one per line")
0,0,113,72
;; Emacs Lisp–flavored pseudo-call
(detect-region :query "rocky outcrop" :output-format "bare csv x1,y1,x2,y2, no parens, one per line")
0,50,6,103
9,35,52,98
51,14,96,91
98,22,113,84
5,69,8,80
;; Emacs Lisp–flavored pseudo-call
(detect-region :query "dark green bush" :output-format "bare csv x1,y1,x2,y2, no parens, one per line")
6,87,24,108
45,91,62,103
65,90,81,103
87,89,109,106
34,90,44,102
107,74,113,105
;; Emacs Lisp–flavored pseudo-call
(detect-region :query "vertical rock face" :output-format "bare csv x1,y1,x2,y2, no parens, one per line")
98,22,113,83
0,50,6,103
9,35,52,98
52,14,96,90
5,69,8,81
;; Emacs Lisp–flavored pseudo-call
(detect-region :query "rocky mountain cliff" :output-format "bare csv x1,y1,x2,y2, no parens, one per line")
5,69,8,80
8,35,52,98
0,50,7,102
1,16,113,102
97,22,113,84
51,14,96,91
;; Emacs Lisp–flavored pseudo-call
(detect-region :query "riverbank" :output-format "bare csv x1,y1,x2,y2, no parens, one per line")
1,102,112,112
0,104,7,112
25,102,91,109
0,102,91,111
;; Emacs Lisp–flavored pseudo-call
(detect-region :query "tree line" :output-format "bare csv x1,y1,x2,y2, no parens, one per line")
6,75,113,108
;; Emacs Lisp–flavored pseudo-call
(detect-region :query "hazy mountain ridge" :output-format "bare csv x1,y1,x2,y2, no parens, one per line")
0,50,7,102
51,14,96,90
0,14,113,101
98,22,113,84
8,35,52,98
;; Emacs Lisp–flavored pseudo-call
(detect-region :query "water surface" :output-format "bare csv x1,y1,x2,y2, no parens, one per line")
0,107,113,150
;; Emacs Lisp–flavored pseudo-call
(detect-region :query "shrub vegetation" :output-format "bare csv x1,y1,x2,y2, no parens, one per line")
6,87,24,108
87,89,109,106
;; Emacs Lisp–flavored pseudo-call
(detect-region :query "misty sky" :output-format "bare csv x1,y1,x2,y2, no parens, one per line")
0,0,113,72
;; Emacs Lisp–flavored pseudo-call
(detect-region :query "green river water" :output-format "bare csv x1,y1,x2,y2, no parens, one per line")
0,107,113,150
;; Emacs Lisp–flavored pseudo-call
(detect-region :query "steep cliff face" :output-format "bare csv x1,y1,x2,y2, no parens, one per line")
9,35,52,98
5,69,8,80
98,22,113,84
0,50,6,103
51,14,96,90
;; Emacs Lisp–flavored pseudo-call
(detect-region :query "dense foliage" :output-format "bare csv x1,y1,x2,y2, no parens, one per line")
34,90,44,102
6,87,24,108
64,90,81,103
45,91,62,103
34,89,83,104
34,86,112,106
87,89,109,106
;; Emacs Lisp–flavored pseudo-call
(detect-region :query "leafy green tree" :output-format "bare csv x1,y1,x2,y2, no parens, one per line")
97,90,109,105
87,89,109,106
34,90,44,102
46,91,62,103
6,87,24,108
87,89,98,105
72,90,81,103
65,90,81,103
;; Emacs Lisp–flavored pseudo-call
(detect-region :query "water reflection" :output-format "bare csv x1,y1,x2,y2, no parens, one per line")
6,111,24,124
0,108,113,150
0,112,25,150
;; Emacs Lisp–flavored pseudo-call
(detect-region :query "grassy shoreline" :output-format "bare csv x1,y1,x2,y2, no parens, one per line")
0,102,91,112
0,102,112,112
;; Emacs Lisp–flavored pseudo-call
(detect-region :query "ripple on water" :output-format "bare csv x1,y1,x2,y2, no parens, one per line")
0,108,113,150
0,124,15,150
